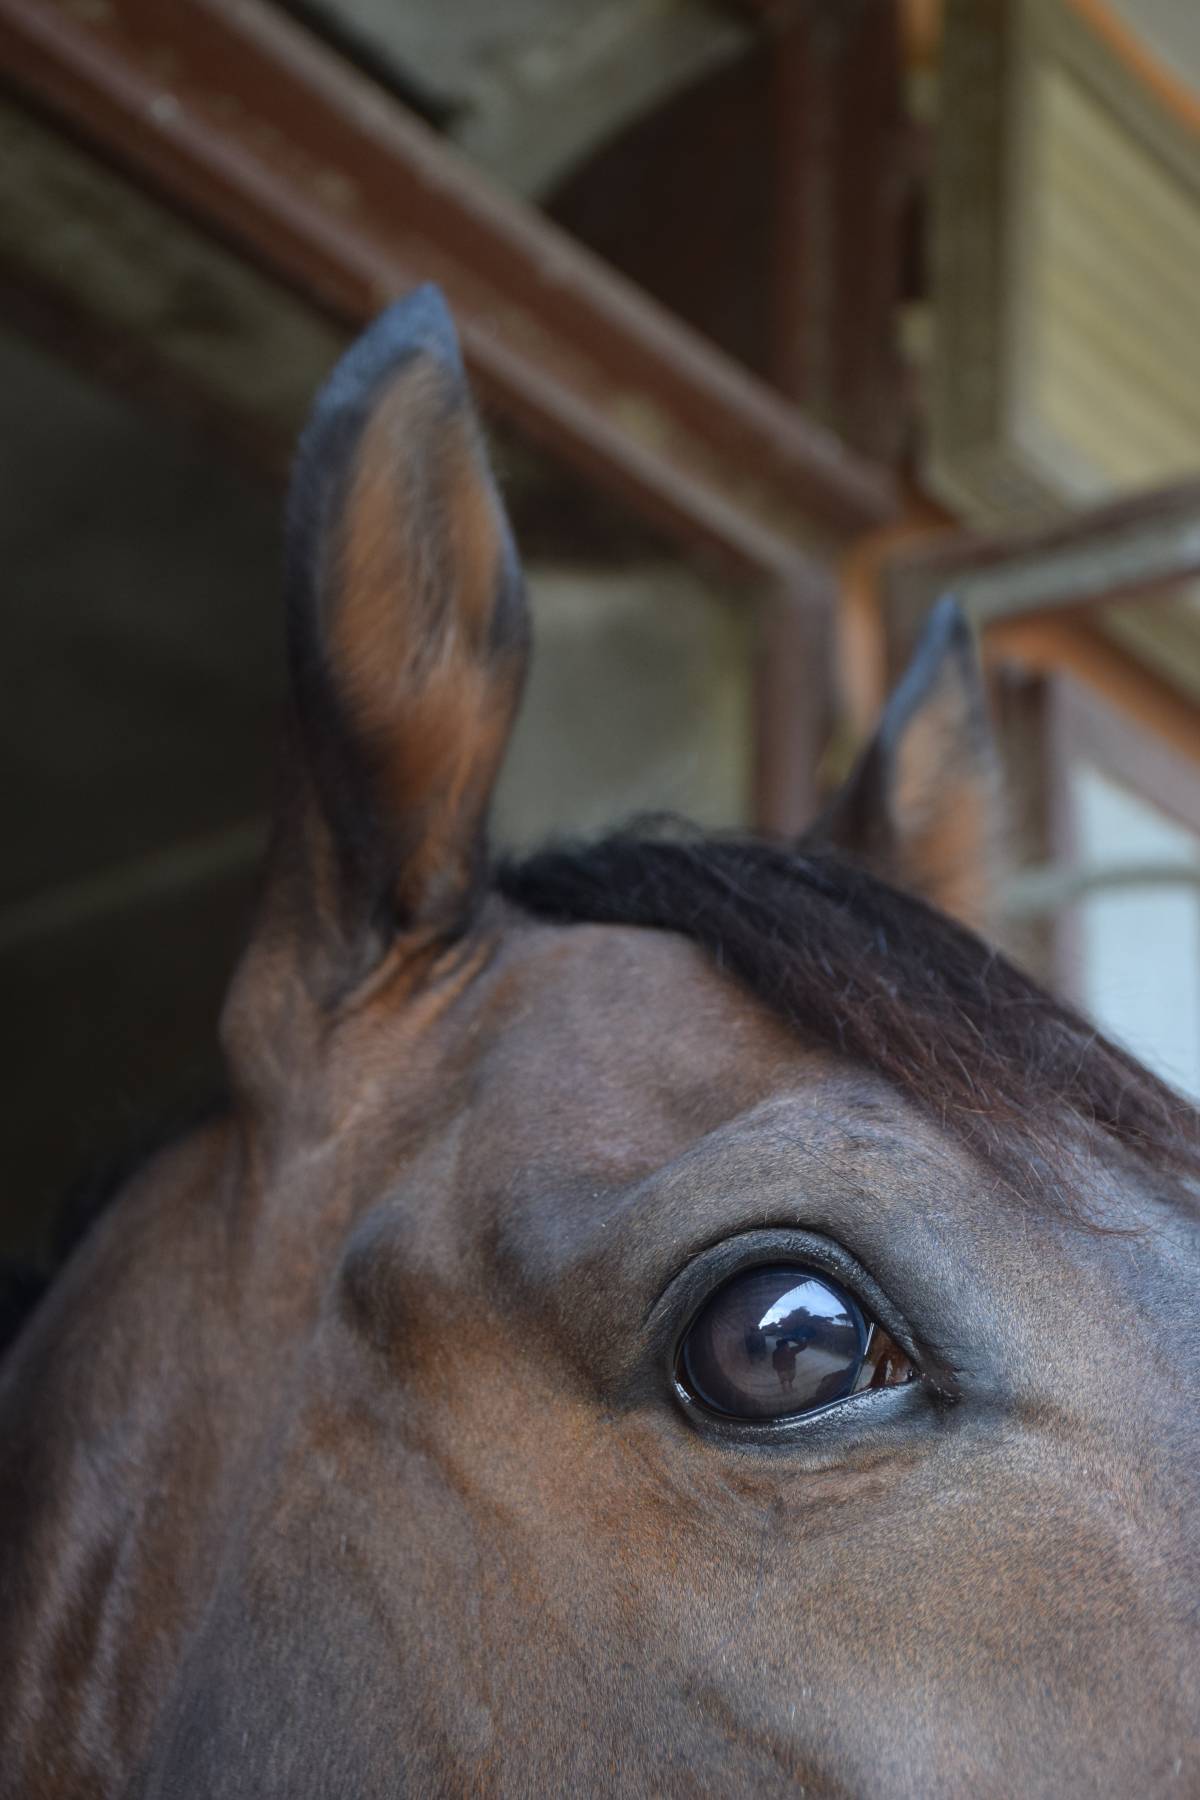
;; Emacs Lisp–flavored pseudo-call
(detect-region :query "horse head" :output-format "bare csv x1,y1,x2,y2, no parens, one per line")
3,290,1197,1798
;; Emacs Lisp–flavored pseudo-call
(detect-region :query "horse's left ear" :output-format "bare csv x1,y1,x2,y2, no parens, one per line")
275,286,528,991
809,597,1004,930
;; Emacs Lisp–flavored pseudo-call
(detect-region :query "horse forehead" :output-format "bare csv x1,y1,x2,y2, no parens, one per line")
458,918,831,1141
421,923,1195,1313
476,917,808,1067
436,921,968,1253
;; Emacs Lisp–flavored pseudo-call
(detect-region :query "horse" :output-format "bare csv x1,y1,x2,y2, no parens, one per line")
2,287,1197,1798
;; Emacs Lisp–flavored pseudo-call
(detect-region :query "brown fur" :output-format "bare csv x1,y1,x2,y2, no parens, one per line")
1,293,1196,1798
329,364,519,921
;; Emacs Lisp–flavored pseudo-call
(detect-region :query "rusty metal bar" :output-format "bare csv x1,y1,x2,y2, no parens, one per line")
0,0,897,580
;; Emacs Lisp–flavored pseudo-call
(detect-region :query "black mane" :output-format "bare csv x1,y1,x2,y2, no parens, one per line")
499,826,1200,1211
9,825,1195,1359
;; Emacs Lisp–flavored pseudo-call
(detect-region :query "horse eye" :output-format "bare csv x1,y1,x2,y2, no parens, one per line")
677,1263,915,1422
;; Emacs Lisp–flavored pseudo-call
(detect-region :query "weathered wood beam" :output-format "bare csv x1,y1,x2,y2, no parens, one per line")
986,616,1200,771
751,572,838,833
768,0,909,462
0,96,343,482
881,480,1200,677
0,0,897,582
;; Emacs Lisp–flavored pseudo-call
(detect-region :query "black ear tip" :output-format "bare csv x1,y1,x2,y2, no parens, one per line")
923,592,971,655
880,592,979,746
908,591,975,685
286,285,470,609
311,286,464,429
375,283,463,374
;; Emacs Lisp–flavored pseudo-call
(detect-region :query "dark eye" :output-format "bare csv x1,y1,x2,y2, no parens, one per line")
677,1263,915,1422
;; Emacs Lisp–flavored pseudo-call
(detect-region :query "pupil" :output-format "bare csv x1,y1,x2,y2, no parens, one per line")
681,1264,867,1420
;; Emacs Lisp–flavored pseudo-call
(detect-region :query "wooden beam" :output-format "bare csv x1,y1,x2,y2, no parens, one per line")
881,479,1200,675
0,0,897,581
0,96,343,483
985,616,1200,770
752,574,837,833
768,0,909,462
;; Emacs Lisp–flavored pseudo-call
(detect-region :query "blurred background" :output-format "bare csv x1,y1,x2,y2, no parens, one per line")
2,0,1199,1259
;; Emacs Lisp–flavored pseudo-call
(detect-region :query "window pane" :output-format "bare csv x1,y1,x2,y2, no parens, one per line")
1073,763,1200,1099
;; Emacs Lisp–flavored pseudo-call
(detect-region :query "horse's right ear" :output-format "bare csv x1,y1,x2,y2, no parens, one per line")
261,287,528,998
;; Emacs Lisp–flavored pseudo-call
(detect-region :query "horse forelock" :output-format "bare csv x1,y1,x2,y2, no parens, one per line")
16,821,1197,1359
497,825,1200,1220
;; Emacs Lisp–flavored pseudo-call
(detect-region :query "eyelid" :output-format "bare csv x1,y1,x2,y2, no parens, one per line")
671,1363,929,1450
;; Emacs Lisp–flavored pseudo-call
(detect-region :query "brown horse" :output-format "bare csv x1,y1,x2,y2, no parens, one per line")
2,289,1198,1798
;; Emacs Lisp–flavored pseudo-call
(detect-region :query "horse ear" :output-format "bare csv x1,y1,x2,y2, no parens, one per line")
809,597,1003,930
276,286,527,990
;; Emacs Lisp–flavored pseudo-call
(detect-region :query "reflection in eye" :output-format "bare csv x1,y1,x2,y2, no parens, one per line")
678,1264,915,1422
